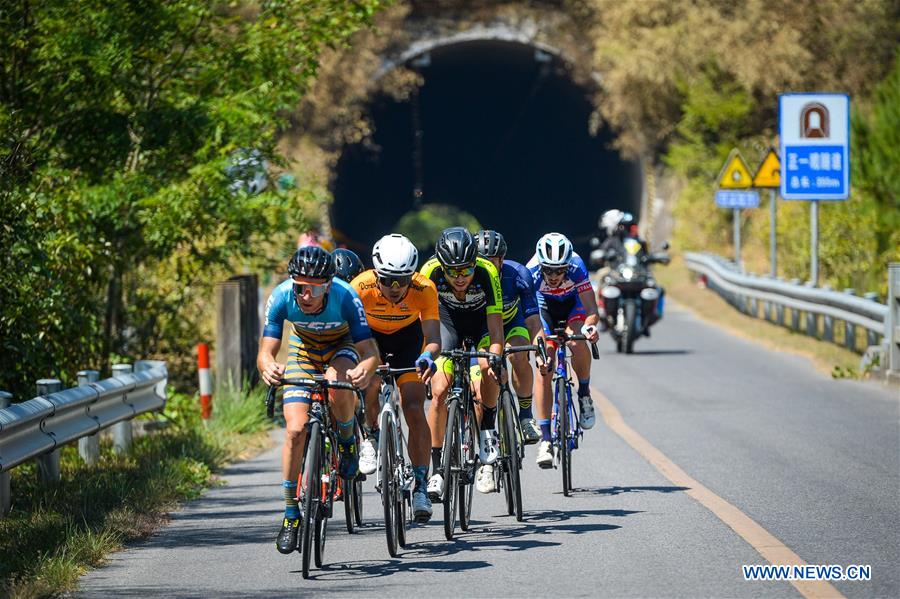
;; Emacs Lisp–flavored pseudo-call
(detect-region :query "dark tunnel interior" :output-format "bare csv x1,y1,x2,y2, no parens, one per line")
331,40,642,263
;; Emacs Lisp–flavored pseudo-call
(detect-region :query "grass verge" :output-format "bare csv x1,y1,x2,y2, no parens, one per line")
655,255,864,378
0,383,273,598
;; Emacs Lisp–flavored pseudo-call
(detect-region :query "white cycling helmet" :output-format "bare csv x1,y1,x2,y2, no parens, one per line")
373,234,419,276
600,209,625,236
535,232,573,267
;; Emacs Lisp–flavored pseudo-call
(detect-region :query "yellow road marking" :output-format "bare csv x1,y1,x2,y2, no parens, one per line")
591,388,845,599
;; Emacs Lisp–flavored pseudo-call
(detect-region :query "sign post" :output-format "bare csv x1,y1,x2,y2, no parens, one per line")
752,148,781,277
779,93,850,286
716,149,756,269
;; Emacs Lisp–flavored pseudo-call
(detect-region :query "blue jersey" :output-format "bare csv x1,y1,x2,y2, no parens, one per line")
526,252,593,305
262,278,372,350
499,260,540,324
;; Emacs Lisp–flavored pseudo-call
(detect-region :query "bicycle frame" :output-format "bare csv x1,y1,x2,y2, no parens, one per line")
375,374,414,497
550,343,580,451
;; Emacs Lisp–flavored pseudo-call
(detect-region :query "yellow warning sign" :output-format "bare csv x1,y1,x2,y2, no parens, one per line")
717,149,753,189
752,149,781,188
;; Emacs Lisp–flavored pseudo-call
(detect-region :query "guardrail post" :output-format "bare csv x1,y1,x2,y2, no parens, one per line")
1,391,11,516
77,370,101,465
822,285,834,343
888,263,900,378
111,364,133,454
36,379,62,485
864,292,880,347
776,303,785,326
843,289,857,351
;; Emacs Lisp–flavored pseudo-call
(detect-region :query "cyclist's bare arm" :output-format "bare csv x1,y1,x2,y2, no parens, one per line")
347,337,380,389
257,336,284,386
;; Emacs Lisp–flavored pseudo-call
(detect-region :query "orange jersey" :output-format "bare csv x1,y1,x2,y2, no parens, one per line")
350,270,440,334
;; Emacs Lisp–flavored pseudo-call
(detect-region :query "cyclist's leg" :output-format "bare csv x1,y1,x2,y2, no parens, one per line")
565,298,596,429
505,317,540,442
534,302,563,467
399,377,434,519
325,340,362,477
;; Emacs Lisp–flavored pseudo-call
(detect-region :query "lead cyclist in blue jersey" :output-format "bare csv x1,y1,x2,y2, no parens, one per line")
475,230,547,444
527,233,601,468
257,246,379,555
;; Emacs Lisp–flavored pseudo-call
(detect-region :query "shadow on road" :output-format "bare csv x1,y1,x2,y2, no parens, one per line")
309,558,492,580
571,485,690,496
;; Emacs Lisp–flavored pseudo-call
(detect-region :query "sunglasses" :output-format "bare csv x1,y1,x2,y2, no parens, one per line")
541,266,568,277
293,279,330,298
445,265,475,279
378,274,413,289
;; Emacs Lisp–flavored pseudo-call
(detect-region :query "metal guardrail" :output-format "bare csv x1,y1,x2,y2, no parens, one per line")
0,361,167,514
684,252,899,379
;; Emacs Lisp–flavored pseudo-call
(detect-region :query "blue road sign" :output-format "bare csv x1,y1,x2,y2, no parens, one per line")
716,190,760,209
779,93,849,200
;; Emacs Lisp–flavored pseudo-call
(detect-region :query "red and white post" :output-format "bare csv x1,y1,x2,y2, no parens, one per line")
197,343,213,420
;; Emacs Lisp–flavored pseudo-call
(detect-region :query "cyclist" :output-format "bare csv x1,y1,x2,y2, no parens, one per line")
350,234,441,523
257,246,379,554
421,227,505,496
474,230,546,444
333,248,365,283
527,233,601,469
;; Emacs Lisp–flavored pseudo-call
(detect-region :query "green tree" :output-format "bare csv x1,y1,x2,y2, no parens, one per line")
394,204,483,255
0,0,386,397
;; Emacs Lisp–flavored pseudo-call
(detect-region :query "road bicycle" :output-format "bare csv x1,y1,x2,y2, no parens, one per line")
438,340,501,540
546,328,599,497
265,376,363,579
372,362,420,557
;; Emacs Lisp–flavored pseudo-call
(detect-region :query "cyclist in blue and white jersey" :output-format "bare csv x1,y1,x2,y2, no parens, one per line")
527,233,600,468
257,246,379,555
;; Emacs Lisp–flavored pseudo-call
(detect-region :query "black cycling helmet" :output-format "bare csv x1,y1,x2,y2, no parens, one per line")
435,227,477,268
332,248,364,282
475,230,507,259
288,246,335,280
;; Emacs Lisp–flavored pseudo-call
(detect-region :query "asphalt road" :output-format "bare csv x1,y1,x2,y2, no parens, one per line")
78,303,899,598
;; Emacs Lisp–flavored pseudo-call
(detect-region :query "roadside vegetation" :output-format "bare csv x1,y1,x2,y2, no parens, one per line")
0,0,389,397
586,0,899,296
0,384,271,599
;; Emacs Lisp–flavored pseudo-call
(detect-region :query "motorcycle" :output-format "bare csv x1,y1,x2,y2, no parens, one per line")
597,238,670,354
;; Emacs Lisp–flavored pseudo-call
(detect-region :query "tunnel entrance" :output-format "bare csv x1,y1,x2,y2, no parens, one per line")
331,40,642,262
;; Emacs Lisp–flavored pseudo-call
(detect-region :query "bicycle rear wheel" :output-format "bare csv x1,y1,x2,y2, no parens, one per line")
459,402,476,531
301,422,321,579
442,399,461,540
500,389,523,520
380,411,399,557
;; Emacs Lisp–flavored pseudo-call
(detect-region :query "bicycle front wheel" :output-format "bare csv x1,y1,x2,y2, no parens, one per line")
301,422,322,579
314,434,335,568
442,399,462,540
556,378,572,497
380,411,399,557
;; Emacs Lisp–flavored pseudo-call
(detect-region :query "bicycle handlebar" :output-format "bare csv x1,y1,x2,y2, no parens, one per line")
264,376,362,419
375,365,419,377
547,329,600,360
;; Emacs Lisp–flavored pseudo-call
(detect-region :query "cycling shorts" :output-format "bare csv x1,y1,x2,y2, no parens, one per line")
436,303,487,377
539,295,586,336
372,320,425,386
284,334,359,404
478,307,528,349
